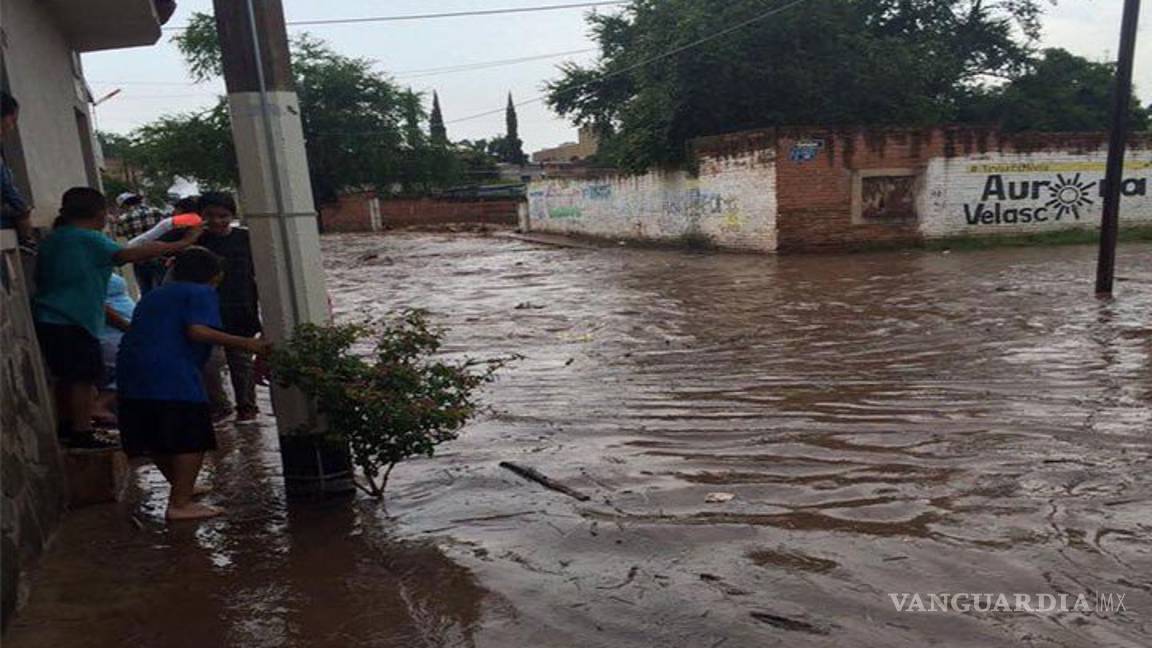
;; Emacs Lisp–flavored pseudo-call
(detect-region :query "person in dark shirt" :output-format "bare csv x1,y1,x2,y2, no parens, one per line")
196,191,262,422
1,92,33,242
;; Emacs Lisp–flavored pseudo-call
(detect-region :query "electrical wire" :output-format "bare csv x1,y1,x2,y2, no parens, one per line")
90,49,597,87
396,48,596,78
445,0,811,124
162,1,629,31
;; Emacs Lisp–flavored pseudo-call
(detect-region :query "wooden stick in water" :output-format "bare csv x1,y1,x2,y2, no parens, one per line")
499,461,591,502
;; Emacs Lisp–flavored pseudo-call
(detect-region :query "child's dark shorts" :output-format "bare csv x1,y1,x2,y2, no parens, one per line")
35,322,104,383
118,399,217,457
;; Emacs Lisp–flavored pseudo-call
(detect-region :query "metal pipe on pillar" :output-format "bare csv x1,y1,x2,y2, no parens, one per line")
213,0,353,496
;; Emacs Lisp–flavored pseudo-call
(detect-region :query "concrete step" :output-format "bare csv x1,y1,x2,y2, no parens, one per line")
63,448,129,507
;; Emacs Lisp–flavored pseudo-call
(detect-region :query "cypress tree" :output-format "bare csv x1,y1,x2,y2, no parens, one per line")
430,91,448,146
503,92,526,165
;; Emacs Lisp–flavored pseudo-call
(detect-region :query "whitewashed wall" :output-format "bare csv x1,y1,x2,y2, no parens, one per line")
3,0,99,228
528,149,777,252
919,149,1152,238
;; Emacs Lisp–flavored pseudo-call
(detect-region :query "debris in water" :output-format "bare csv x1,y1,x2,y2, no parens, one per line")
705,492,736,503
499,461,591,501
749,611,829,635
596,565,639,590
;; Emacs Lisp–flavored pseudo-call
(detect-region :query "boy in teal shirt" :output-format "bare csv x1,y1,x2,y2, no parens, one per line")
34,187,200,448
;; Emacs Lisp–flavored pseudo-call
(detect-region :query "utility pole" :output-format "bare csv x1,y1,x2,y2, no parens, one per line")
213,0,353,496
1095,0,1142,296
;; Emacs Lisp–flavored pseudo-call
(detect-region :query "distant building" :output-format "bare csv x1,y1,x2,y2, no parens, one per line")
532,126,600,164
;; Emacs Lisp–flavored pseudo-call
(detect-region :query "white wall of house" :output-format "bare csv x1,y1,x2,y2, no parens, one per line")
917,150,1152,238
527,148,778,252
2,0,98,228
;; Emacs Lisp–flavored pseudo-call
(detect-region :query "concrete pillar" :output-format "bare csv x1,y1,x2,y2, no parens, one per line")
213,0,352,496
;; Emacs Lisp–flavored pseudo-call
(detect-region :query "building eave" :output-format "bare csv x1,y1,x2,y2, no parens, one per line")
43,0,168,53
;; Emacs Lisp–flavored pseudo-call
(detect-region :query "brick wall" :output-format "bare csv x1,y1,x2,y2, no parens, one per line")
379,198,520,228
319,194,519,233
1,233,66,629
526,126,1151,253
774,128,935,252
527,141,777,252
319,192,378,233
775,128,1152,250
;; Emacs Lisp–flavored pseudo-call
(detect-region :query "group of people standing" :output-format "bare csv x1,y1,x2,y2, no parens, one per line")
112,190,264,423
4,87,270,520
31,187,268,520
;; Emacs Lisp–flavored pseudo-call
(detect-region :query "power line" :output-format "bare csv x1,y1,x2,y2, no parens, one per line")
90,48,598,87
445,0,811,125
396,48,596,78
162,1,629,31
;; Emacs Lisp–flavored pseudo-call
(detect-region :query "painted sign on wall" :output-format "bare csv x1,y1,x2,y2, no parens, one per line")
921,155,1152,236
789,139,824,163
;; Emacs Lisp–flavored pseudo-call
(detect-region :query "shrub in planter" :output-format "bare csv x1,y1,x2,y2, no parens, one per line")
270,309,506,498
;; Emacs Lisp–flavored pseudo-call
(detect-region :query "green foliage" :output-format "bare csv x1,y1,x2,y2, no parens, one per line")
293,35,417,201
132,101,238,190
172,12,224,83
430,92,448,146
545,0,1052,171
959,48,1152,132
270,311,509,498
497,93,528,165
156,13,471,201
452,139,502,183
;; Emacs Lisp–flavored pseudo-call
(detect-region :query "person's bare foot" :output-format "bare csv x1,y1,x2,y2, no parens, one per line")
166,503,224,521
192,483,213,497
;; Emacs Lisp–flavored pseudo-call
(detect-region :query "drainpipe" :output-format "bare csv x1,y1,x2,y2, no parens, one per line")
212,0,353,496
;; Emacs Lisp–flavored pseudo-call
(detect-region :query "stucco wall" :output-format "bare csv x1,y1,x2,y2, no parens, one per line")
527,146,777,252
533,127,1151,253
2,0,96,228
919,150,1152,238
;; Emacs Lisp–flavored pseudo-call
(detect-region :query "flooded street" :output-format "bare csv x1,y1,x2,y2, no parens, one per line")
8,233,1151,647
329,233,1152,647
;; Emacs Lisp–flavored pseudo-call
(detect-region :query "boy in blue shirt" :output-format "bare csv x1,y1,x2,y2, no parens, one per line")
34,187,201,449
117,247,269,521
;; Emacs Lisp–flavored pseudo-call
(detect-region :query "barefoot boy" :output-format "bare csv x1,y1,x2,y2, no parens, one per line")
116,247,268,520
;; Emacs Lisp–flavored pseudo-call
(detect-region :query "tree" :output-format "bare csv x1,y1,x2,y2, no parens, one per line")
499,93,528,165
429,91,448,146
447,139,501,184
270,311,507,499
547,0,1046,170
169,12,440,202
97,131,154,199
959,48,1152,132
131,100,238,190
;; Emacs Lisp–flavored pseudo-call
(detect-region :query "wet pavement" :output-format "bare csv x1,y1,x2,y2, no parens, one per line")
6,233,1151,647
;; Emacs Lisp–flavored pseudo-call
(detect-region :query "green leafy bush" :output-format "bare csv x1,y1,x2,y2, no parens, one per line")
270,310,507,498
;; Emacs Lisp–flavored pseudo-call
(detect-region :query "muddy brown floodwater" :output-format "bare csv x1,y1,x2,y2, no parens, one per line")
6,233,1151,648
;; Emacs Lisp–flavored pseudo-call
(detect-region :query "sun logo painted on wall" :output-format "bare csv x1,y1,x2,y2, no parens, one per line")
1045,174,1097,220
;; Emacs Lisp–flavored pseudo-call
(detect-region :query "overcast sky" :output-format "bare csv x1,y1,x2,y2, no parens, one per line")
83,0,1150,154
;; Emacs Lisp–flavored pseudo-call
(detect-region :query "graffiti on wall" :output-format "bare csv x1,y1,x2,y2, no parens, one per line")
531,180,743,224
942,160,1152,228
